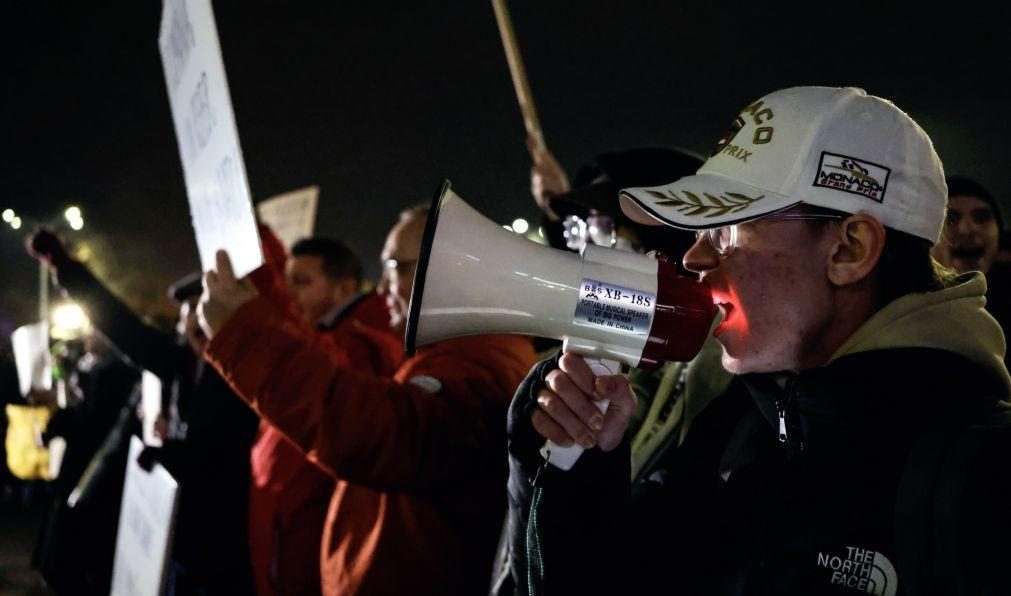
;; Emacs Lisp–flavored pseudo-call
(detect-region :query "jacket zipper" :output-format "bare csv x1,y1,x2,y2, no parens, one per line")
776,377,804,454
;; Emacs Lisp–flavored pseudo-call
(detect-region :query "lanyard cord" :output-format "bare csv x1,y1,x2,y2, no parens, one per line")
525,458,550,595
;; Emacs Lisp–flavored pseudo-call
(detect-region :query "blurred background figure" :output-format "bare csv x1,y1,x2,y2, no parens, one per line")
246,230,401,596
199,207,536,596
529,140,703,261
932,176,1006,275
31,330,139,596
26,228,259,596
932,175,1010,366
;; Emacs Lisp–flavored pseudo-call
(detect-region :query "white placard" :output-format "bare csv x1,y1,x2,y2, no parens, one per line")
158,0,263,277
11,322,51,397
141,372,164,447
256,186,320,250
111,436,180,596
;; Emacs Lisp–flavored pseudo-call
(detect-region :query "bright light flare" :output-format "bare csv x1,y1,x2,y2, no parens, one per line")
2,209,13,223
10,217,22,230
511,218,530,234
51,303,90,339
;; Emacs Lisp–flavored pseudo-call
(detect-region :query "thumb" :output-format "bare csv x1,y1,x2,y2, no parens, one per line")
215,249,237,284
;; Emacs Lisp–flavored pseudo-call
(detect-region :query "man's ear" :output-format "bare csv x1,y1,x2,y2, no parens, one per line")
826,213,886,287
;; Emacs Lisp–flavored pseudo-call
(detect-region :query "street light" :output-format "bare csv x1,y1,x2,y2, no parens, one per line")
11,216,22,230
2,209,13,223
64,206,84,231
511,218,530,234
51,302,90,340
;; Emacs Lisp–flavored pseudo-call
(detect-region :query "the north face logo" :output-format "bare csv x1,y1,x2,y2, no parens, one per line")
816,546,897,596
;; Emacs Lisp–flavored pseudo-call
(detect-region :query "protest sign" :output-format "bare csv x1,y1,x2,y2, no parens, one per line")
11,321,51,397
256,186,320,250
159,0,262,276
110,436,180,596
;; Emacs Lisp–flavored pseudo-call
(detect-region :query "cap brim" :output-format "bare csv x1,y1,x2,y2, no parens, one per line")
619,172,800,230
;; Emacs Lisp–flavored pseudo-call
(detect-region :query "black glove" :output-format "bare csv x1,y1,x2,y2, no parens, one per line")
507,352,562,475
27,227,72,269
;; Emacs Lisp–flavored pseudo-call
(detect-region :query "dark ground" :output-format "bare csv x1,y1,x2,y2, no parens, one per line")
0,483,55,596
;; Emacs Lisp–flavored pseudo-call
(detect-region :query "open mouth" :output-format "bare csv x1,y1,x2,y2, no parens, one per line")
712,293,736,334
951,246,985,261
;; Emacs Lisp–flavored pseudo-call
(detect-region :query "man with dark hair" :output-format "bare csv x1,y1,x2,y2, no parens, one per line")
505,87,1011,594
931,176,1011,363
932,175,1005,276
244,229,401,596
287,236,364,325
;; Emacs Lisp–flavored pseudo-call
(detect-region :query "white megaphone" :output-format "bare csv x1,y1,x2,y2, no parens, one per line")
406,180,714,470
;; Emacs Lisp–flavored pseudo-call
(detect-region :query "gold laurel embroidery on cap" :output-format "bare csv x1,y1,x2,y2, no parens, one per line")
646,190,765,217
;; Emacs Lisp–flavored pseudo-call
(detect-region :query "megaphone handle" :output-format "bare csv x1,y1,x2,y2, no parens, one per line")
539,356,620,471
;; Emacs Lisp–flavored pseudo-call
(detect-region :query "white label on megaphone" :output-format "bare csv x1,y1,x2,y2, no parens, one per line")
573,278,655,337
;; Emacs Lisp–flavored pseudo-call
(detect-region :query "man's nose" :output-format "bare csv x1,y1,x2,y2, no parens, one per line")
954,217,977,236
682,234,719,275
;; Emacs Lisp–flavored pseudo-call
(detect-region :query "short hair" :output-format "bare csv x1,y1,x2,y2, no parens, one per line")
290,237,363,286
798,205,957,304
876,228,957,303
398,205,429,223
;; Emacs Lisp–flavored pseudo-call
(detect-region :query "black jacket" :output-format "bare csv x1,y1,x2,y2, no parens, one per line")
53,259,258,595
505,348,1011,595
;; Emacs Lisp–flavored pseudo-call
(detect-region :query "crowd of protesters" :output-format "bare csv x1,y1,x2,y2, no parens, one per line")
2,85,1010,596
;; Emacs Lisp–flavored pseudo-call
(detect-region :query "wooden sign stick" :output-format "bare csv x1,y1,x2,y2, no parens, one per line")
491,0,548,160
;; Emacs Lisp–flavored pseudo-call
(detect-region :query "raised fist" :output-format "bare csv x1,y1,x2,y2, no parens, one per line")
27,227,72,269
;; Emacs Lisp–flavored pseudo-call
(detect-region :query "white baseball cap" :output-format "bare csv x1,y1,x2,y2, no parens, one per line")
619,87,948,242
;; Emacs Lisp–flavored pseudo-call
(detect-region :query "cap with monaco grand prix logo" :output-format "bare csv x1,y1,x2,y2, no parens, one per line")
619,86,948,243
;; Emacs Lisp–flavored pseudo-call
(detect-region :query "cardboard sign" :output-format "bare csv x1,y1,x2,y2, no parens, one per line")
111,436,180,596
158,0,262,277
256,186,320,250
11,321,51,397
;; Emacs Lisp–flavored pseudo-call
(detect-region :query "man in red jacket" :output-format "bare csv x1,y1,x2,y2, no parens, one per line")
247,232,401,596
199,207,537,595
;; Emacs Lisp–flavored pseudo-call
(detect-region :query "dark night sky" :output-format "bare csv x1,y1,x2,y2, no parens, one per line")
2,2,1008,333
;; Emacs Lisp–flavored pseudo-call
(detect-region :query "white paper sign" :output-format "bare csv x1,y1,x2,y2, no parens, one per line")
11,322,52,397
111,436,180,596
141,372,164,447
158,0,262,277
256,186,320,250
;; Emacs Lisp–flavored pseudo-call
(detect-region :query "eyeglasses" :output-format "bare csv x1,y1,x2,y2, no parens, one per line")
382,258,418,280
696,213,845,257
562,214,617,251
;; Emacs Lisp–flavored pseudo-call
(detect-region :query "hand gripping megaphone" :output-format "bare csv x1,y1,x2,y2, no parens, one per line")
406,180,715,470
